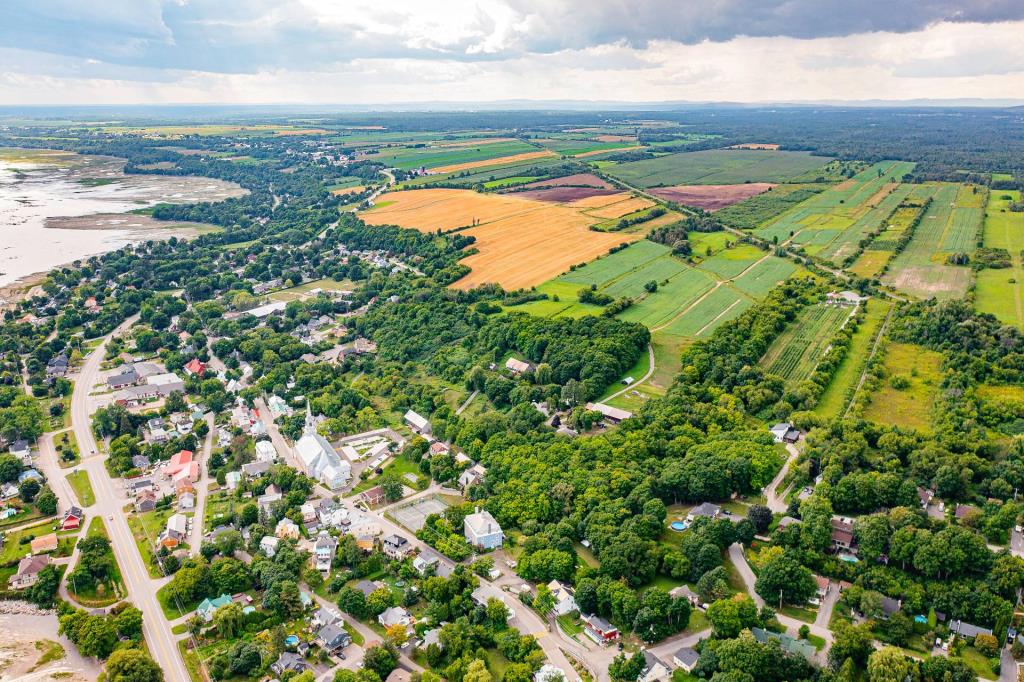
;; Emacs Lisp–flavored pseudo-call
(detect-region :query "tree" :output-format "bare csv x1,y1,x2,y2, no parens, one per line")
0,454,21,482
755,555,816,606
35,487,57,515
830,621,875,670
106,648,164,682
464,659,493,682
380,474,403,503
534,583,556,616
214,602,244,639
27,565,60,607
609,652,645,681
748,505,772,534
114,606,144,640
363,645,398,680
867,647,912,682
19,478,40,502
975,632,999,657
707,595,759,639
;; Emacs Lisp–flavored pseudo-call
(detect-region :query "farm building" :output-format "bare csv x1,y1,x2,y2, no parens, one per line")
404,409,432,435
585,402,632,424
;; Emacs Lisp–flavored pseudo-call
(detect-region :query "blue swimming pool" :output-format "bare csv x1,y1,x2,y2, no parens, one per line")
285,635,299,646
670,521,688,532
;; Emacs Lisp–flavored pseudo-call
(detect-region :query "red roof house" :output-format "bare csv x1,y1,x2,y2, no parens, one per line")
165,450,194,478
184,358,206,377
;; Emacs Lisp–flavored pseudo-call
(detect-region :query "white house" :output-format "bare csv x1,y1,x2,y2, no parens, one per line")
255,440,279,462
464,508,504,550
260,536,280,557
403,410,431,435
547,580,578,616
314,532,337,571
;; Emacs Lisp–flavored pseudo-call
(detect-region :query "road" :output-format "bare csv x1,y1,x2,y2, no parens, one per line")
189,412,216,554
764,443,800,513
602,343,655,402
69,314,191,682
843,305,894,418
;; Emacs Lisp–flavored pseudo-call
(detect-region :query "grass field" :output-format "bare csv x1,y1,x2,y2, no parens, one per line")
600,149,832,188
882,183,983,300
66,470,95,507
863,342,944,432
975,190,1024,329
753,161,916,261
362,188,642,290
761,304,852,381
714,184,827,230
268,277,355,302
815,299,891,418
363,139,541,171
68,517,125,608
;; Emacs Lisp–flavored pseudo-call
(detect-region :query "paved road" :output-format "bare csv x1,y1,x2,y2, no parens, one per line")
189,412,216,554
764,443,800,513
70,315,191,682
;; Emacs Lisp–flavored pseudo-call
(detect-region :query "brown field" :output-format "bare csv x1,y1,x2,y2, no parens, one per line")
517,173,613,190
729,143,781,150
576,146,643,158
361,188,641,289
595,134,636,143
330,185,366,196
579,195,656,219
431,150,555,174
436,137,516,148
567,191,636,209
515,187,619,203
649,183,776,210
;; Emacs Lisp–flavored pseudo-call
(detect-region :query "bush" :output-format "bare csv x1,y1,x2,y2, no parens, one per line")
975,633,999,657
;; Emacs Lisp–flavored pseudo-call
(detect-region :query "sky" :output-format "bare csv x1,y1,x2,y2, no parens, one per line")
2,0,1024,106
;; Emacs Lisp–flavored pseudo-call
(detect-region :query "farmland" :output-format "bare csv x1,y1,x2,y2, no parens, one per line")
862,342,944,433
714,184,825,230
881,182,984,300
363,139,543,171
761,304,852,382
362,188,644,290
974,190,1024,329
649,183,776,211
598,149,832,188
814,299,892,418
752,161,916,263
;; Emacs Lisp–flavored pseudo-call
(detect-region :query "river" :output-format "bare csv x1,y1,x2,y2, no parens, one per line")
0,148,246,289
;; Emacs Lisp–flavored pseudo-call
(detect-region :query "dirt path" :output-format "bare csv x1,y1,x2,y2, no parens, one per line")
695,299,743,337
455,389,479,416
651,252,768,334
843,304,894,418
602,344,655,402
764,443,800,513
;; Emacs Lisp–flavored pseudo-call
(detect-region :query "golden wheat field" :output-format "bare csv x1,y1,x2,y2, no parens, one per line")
362,188,641,290
584,195,656,219
431,150,555,174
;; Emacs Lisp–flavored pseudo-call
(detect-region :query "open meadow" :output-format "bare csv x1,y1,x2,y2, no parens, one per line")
975,190,1024,329
862,342,944,433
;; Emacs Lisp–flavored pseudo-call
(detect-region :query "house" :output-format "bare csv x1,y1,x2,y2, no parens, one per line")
165,450,194,478
505,357,531,374
172,461,200,487
812,576,831,605
673,647,700,672
950,620,994,640
639,651,671,682
30,533,58,554
686,502,721,523
404,409,431,435
582,613,620,645
9,440,31,461
547,580,578,616
225,471,242,490
135,491,157,512
413,553,440,575
826,291,868,306
46,354,69,377
378,606,414,629
271,652,309,676
752,628,816,659
260,536,280,557
831,518,856,552
107,368,139,389
472,584,512,617
160,513,188,548
147,372,186,396
0,483,18,501
354,580,380,597
9,555,50,589
464,508,504,549
778,516,801,529
314,532,337,571
917,487,934,509
244,301,288,319
382,533,413,560
197,593,233,622
61,506,84,530
313,606,342,629
669,585,701,608
258,487,283,511
428,441,449,457
183,358,206,377
18,469,42,484
131,455,151,470
241,461,270,478
585,402,632,424
267,395,291,418
955,504,980,521
360,485,387,506
125,477,154,496
317,623,352,653
385,671,412,682
458,464,486,491
880,596,902,620
533,664,566,682
770,422,801,444
179,492,195,510
301,503,318,524
276,518,300,540
255,440,279,462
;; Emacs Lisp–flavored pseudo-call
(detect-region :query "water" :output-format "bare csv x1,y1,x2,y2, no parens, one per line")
0,150,246,287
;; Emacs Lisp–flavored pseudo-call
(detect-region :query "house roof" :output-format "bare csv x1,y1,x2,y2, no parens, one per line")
31,533,58,554
379,606,411,626
689,502,721,518
673,647,699,668
15,554,50,577
950,620,993,638
584,402,632,421
354,580,379,596
880,596,901,616
465,509,502,537
404,409,430,430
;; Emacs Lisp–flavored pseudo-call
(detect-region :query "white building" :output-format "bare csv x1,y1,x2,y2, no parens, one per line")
547,580,578,616
313,532,337,571
255,440,279,462
464,508,504,549
403,409,431,435
295,404,351,490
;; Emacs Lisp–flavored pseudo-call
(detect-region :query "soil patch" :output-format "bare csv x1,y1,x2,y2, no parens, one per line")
649,183,776,211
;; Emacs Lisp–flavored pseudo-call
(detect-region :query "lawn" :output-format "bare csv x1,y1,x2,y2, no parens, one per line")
67,517,125,608
863,342,944,432
815,299,891,418
779,604,818,623
958,646,998,680
975,189,1024,329
0,519,67,563
349,456,427,496
128,506,179,579
66,469,95,507
54,430,80,468
557,614,585,637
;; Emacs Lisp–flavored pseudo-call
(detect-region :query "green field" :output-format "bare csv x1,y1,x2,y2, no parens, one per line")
68,517,125,607
657,286,753,337
715,184,826,231
366,139,539,171
599,149,832,188
401,156,564,188
66,470,95,507
975,190,1024,329
882,183,983,300
846,197,931,278
863,342,943,432
761,304,852,381
815,299,891,418
753,161,916,262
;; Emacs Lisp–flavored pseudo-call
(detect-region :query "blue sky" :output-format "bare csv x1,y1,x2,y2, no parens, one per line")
2,0,1023,104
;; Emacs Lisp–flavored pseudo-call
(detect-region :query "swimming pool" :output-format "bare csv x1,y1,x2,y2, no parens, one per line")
285,635,299,646
670,521,688,532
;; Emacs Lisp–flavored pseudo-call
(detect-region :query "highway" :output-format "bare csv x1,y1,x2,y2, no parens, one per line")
70,315,191,682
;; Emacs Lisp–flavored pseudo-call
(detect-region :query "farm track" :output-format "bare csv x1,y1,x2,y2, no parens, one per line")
650,253,769,333
843,304,894,418
603,344,656,402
